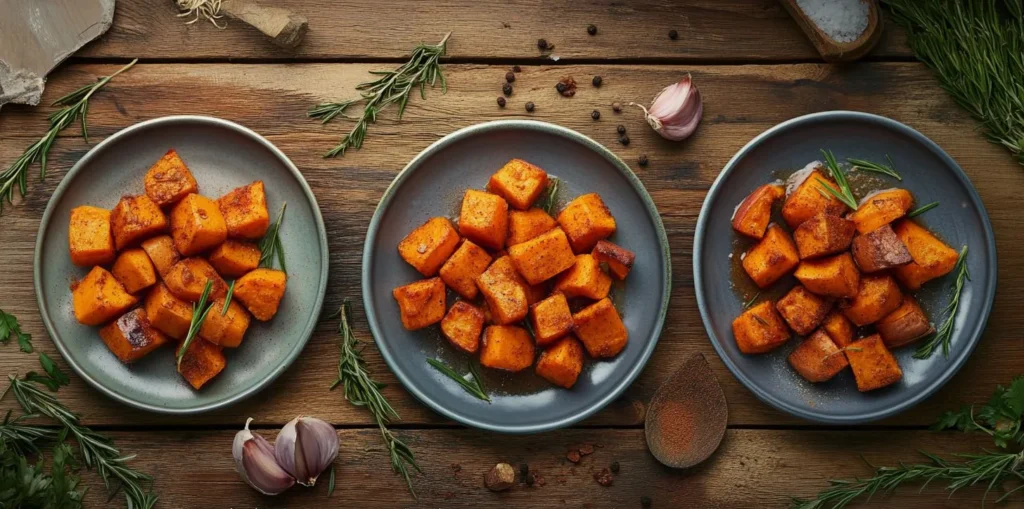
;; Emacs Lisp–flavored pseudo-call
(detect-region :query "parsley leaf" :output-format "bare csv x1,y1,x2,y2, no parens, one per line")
932,376,1024,448
0,309,33,353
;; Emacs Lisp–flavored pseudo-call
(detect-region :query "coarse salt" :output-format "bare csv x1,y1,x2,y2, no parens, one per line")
796,0,869,44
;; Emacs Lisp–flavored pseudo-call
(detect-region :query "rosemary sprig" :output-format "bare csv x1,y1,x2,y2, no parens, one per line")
222,280,236,315
0,60,137,215
330,301,421,497
847,155,902,180
309,32,451,157
426,358,490,402
907,201,940,218
175,280,214,368
743,291,761,309
258,202,287,273
0,409,59,454
537,177,561,216
0,309,33,353
914,246,970,360
816,149,859,210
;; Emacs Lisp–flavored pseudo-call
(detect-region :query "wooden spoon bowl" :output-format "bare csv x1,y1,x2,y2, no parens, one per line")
780,0,883,62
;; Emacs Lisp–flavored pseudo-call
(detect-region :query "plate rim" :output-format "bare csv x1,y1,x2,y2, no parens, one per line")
33,115,330,415
361,119,672,434
693,110,998,424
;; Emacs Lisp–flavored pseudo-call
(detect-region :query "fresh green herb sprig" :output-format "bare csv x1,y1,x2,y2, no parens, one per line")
176,280,214,368
935,377,1024,448
847,155,902,180
816,149,859,210
309,33,451,157
743,292,761,309
222,280,236,315
914,246,969,359
26,353,70,391
0,309,33,353
537,177,561,216
0,60,137,215
259,203,287,272
0,441,84,509
0,410,59,454
426,359,490,402
330,301,421,497
907,201,940,218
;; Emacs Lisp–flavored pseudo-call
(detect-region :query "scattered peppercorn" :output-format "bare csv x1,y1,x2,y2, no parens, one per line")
497,96,506,108
587,24,597,35
669,29,678,40
520,463,529,479
537,38,549,50
525,102,535,112
619,135,630,146
638,155,648,166
594,468,614,487
612,102,622,112
567,450,582,463
502,83,513,96
556,76,577,97
526,472,536,486
592,76,603,87
513,65,522,73
610,461,620,473
591,110,601,120
505,71,516,83
641,495,652,507
555,83,566,94
616,124,626,135
579,444,594,456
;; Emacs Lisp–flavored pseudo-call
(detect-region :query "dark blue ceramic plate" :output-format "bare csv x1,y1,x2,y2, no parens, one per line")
694,111,996,424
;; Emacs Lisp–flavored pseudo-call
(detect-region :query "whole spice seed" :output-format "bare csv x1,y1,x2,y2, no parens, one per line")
505,71,516,83
555,82,566,93
579,444,594,456
556,76,577,97
619,135,630,146
513,65,522,73
587,24,597,35
502,83,513,96
519,463,529,479
612,102,622,112
537,38,550,50
525,472,536,486
497,96,506,108
567,450,581,463
610,461,620,473
638,155,649,166
594,468,614,486
485,463,516,492
592,76,603,87
669,29,678,40
525,102,535,112
616,124,626,134
591,110,601,120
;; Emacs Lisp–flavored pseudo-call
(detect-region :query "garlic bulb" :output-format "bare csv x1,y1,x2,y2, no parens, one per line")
632,74,703,141
233,418,295,495
275,416,339,487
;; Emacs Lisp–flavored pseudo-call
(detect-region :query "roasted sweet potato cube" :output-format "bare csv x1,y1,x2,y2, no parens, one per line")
876,296,934,349
140,235,180,277
218,181,270,240
459,190,508,250
793,212,855,259
557,193,617,253
99,308,169,363
440,301,485,354
177,338,226,390
845,334,902,392
572,298,628,358
487,159,549,210
111,248,158,294
234,268,288,321
144,283,193,339
731,301,791,354
170,193,228,256
821,310,855,348
794,252,861,298
398,217,460,277
392,277,446,330
553,254,612,300
788,330,849,383
480,325,535,372
508,227,577,285
732,184,785,239
475,257,529,325
199,298,251,348
68,205,115,267
741,224,800,288
438,240,491,299
508,208,557,246
781,168,848,229
208,240,261,278
841,274,903,326
72,266,138,326
144,149,198,207
848,189,913,234
891,220,960,290
536,336,585,389
850,224,912,273
529,293,573,347
110,195,169,250
775,285,832,336
163,258,228,302
592,240,635,280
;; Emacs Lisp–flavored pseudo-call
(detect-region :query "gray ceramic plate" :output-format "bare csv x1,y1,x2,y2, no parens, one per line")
694,111,997,423
363,120,671,433
34,116,328,414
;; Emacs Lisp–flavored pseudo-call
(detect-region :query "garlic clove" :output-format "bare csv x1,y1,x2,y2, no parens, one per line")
634,74,703,141
233,418,295,495
275,416,339,487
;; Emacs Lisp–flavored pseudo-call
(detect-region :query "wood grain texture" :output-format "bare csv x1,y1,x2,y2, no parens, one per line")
1,62,1022,429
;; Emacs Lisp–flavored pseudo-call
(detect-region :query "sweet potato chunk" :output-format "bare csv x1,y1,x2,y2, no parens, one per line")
234,268,287,321
592,240,635,280
848,189,913,234
440,301,485,354
170,193,228,256
199,298,251,348
732,184,785,239
794,252,861,298
99,308,169,363
218,181,270,240
68,206,115,267
508,227,576,285
842,274,903,326
876,296,933,349
508,208,557,246
208,240,261,278
480,325,535,372
72,266,138,326
529,293,573,347
110,195,168,250
487,159,549,210
475,256,529,325
536,336,585,389
891,220,960,290
731,301,791,354
392,277,446,330
781,168,848,229
557,193,617,253
459,189,508,250
144,283,193,339
438,240,492,299
788,330,849,383
144,149,198,207
821,310,855,348
775,285,832,336
111,249,158,294
850,224,912,273
163,258,228,302
845,334,902,392
398,217,460,277
553,254,612,300
140,235,180,277
793,212,855,259
741,224,800,288
572,298,628,358
177,338,226,390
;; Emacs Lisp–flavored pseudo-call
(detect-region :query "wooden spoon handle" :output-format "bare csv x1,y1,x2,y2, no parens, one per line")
219,0,308,49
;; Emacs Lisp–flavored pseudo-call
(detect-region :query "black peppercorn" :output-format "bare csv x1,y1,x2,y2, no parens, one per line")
669,29,678,40
616,124,626,135
592,76,602,87
519,463,529,478
502,83,513,96
612,102,622,112
587,24,597,35
555,82,567,93
513,65,522,73
638,155,648,166
537,38,549,50
505,71,516,83
641,495,652,507
525,473,535,486
525,102,535,112
497,96,506,108
610,461,620,473
591,110,600,120
619,135,630,146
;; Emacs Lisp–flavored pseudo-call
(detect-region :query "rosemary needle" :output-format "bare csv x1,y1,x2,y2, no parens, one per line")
176,280,214,368
913,245,969,360
426,358,490,402
816,149,859,210
537,177,561,216
258,202,287,272
222,280,236,315
847,155,902,180
907,201,939,218
743,292,760,309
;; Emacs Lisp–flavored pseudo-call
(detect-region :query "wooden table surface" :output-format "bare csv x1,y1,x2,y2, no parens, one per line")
2,1,1022,507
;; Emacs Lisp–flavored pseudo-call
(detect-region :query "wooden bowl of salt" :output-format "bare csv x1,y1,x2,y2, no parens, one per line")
781,0,883,62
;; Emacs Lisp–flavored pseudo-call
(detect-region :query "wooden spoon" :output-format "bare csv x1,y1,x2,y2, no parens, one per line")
644,353,728,469
780,0,883,62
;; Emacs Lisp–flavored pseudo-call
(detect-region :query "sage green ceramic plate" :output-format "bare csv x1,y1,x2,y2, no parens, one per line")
34,116,328,414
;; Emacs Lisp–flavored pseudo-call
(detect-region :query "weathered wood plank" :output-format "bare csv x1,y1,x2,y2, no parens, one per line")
1,63,1021,428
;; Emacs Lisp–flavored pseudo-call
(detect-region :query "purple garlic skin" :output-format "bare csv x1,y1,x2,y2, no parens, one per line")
233,418,296,495
635,74,703,141
275,416,340,487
